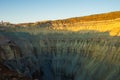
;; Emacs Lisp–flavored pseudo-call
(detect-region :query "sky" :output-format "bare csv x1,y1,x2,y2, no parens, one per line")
0,0,120,23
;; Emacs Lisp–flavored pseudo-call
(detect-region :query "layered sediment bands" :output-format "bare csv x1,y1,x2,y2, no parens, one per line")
51,18,120,36
0,32,120,80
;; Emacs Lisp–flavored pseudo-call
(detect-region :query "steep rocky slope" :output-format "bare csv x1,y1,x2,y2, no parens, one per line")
0,31,120,80
0,11,120,80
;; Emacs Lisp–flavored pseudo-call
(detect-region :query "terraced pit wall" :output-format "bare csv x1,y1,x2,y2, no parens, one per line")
0,31,120,80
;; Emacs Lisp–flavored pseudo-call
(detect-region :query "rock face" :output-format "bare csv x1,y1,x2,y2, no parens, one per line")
0,62,31,80
0,35,30,80
0,35,22,61
0,32,120,80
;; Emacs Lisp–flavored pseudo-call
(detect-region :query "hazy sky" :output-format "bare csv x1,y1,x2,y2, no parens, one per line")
0,0,120,23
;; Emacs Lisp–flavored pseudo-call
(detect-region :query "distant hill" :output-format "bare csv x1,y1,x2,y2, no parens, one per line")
16,11,120,26
7,11,120,36
61,11,120,22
